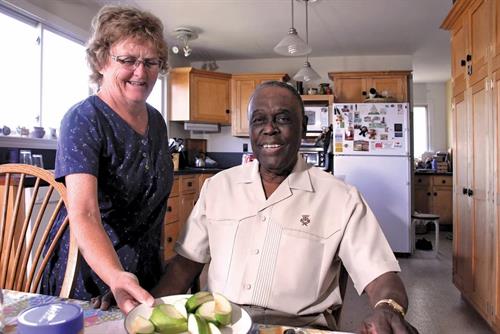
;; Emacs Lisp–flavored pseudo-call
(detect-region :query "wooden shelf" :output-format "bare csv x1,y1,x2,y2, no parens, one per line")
300,95,333,104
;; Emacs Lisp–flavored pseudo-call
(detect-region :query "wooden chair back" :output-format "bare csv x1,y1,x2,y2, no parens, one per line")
0,163,78,297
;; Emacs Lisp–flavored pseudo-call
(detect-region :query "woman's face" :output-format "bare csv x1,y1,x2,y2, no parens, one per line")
99,37,160,106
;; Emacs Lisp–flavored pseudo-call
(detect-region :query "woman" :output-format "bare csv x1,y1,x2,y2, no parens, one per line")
41,5,172,314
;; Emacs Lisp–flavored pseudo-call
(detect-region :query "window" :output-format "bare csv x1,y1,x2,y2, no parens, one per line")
413,106,429,159
0,8,90,133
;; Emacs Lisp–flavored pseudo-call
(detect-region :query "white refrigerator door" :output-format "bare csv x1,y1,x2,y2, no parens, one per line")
332,103,409,156
334,155,411,253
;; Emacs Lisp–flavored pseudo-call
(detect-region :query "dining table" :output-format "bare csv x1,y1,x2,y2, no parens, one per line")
1,289,352,334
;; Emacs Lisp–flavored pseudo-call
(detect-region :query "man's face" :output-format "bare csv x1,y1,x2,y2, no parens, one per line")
248,86,304,176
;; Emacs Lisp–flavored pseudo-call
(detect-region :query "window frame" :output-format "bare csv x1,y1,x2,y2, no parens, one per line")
412,104,430,159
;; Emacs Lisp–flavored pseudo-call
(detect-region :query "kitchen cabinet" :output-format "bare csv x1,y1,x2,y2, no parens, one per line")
413,175,453,225
328,71,412,103
442,0,498,330
162,173,217,262
169,67,232,125
231,73,289,136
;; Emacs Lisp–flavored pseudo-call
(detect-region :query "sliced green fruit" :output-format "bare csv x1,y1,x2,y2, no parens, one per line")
185,292,214,313
213,293,232,326
208,322,222,334
195,300,217,324
173,298,188,319
130,315,155,334
149,304,188,334
187,313,210,334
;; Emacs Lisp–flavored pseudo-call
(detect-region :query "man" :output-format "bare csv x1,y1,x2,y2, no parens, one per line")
154,81,418,333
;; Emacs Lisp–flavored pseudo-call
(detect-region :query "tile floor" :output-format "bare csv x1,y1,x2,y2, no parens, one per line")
340,231,494,333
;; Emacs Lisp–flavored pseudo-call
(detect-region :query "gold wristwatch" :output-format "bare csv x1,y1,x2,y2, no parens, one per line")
374,298,406,317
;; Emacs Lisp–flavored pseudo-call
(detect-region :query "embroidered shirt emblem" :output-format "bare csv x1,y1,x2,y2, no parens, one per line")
300,215,311,226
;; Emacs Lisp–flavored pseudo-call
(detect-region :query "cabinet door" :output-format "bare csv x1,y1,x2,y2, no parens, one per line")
334,77,366,103
470,77,494,316
494,69,500,330
165,196,179,224
431,186,453,225
414,175,431,213
468,0,490,85
192,75,230,124
453,93,473,293
493,0,500,73
179,192,196,226
231,78,256,136
451,17,467,96
368,76,408,102
163,221,180,261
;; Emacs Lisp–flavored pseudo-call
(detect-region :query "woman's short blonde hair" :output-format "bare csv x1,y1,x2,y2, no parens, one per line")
86,5,168,84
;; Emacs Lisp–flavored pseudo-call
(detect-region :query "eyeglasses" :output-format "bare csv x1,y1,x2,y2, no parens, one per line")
111,55,163,71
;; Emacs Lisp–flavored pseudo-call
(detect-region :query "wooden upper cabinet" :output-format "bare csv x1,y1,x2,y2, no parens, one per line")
231,73,289,137
328,71,411,103
442,0,491,87
493,0,500,72
468,0,490,85
450,18,467,96
169,67,231,125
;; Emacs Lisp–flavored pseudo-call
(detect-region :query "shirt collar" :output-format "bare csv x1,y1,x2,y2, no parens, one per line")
238,155,314,193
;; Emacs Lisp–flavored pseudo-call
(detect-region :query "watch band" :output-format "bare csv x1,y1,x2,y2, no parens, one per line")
374,298,406,317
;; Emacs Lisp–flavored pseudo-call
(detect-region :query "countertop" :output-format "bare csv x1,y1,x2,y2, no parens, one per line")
414,169,453,176
174,167,224,175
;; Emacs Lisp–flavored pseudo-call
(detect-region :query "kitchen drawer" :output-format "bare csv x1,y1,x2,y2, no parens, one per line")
163,221,180,261
170,177,180,197
414,175,431,186
165,196,179,224
180,175,196,194
432,175,452,186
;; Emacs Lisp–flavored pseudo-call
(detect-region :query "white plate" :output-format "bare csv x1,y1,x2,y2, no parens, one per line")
124,294,252,334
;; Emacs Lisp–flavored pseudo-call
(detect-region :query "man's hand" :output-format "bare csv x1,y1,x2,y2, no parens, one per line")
358,307,418,334
107,271,154,314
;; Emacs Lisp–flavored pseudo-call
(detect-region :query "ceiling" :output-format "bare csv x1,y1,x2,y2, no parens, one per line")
94,0,453,83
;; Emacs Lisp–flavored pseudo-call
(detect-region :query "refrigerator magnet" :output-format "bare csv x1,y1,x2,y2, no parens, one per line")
393,141,403,148
335,143,343,152
380,134,388,140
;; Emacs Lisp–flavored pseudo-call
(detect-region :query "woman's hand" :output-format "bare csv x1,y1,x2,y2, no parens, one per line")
358,308,419,334
109,271,154,314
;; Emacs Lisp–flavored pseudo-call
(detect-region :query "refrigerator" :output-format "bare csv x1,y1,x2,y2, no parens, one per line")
332,103,411,253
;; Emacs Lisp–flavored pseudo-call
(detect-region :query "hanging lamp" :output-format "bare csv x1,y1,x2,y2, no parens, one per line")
274,0,311,56
293,0,320,82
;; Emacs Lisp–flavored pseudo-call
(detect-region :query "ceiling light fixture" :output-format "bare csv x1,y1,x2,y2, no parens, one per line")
172,27,198,57
293,0,321,82
274,0,311,56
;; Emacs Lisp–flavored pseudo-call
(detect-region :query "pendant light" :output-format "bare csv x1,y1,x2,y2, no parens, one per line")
293,0,320,82
274,0,311,56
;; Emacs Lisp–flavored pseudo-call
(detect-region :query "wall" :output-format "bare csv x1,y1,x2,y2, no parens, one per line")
413,82,449,154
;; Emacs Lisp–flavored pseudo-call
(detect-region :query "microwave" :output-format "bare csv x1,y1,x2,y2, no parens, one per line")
299,147,325,167
304,106,329,132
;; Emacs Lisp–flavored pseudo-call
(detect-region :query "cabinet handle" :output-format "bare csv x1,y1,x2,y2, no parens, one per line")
467,189,474,197
466,54,472,62
427,192,431,196
442,179,446,184
187,181,193,187
225,109,230,114
417,178,422,183
433,192,437,196
167,206,172,212
362,91,367,96
167,237,173,243
460,59,466,67
462,187,468,195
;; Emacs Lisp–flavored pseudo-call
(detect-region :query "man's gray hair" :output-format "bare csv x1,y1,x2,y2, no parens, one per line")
247,81,305,117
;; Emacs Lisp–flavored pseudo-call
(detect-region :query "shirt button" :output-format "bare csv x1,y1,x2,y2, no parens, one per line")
244,284,252,290
253,249,259,255
261,216,266,222
142,152,147,158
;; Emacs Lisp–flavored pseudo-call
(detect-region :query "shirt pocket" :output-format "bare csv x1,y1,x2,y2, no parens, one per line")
207,218,239,291
269,227,341,313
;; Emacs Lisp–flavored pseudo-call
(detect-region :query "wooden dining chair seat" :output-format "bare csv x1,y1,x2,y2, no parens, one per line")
0,163,78,298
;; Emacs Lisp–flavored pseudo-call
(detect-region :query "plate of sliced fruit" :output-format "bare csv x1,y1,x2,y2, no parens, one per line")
125,292,252,334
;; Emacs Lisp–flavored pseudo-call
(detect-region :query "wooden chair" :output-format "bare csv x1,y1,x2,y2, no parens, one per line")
0,163,78,298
